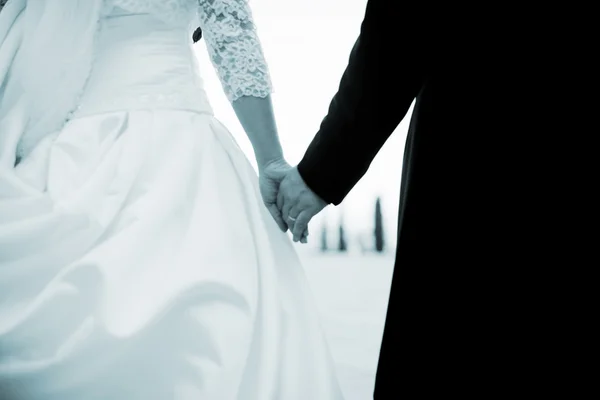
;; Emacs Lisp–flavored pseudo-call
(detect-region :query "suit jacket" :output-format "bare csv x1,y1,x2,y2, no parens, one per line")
296,0,572,396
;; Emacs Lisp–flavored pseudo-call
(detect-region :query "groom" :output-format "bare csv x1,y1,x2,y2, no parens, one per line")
260,0,567,397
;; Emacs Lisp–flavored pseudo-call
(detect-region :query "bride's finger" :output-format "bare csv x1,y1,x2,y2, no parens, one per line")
282,203,293,227
268,204,287,232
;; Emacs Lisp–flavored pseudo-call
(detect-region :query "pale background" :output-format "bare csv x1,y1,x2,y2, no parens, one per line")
193,1,412,398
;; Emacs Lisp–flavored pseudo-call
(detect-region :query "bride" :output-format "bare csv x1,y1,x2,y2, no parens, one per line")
0,0,344,398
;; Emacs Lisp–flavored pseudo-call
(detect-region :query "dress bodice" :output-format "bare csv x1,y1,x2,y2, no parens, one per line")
71,0,273,120
97,0,273,102
101,0,197,28
72,8,212,120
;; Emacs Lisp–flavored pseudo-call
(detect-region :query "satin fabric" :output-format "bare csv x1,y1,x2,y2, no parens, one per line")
0,3,344,399
1,111,342,399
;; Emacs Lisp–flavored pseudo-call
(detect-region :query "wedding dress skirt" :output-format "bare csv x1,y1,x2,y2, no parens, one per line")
0,9,343,400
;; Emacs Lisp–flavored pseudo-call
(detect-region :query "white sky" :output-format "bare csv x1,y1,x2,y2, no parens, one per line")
194,0,414,248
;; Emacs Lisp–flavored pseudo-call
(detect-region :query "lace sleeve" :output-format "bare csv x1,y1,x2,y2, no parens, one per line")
197,0,273,102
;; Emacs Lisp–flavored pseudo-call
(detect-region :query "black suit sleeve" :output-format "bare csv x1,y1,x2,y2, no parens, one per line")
296,0,427,205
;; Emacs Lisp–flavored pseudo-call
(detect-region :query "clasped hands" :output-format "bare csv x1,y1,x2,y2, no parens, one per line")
258,158,327,243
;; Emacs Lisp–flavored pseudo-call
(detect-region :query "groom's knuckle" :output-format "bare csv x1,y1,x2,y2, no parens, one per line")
299,198,310,208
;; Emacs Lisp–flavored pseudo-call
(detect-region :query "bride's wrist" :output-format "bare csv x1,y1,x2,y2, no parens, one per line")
257,154,286,170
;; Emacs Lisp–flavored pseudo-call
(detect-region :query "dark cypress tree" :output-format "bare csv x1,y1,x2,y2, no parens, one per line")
338,221,347,252
320,222,328,252
374,197,385,252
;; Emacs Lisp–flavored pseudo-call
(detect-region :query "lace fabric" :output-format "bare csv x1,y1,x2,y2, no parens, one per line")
197,0,272,101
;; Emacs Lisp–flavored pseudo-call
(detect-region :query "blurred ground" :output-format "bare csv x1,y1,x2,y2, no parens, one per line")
297,252,395,400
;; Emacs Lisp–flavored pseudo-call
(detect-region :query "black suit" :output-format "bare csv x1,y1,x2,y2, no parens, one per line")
297,1,569,396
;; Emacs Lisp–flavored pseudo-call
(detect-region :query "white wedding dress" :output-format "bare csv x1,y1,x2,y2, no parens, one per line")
0,0,344,399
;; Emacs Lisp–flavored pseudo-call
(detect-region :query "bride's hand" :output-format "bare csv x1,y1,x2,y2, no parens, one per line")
258,158,292,232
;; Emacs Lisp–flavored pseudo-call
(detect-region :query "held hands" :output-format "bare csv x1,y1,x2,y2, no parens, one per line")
258,159,327,243
277,167,327,242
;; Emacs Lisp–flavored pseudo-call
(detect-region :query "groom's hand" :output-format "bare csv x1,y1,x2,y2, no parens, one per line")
277,167,327,242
